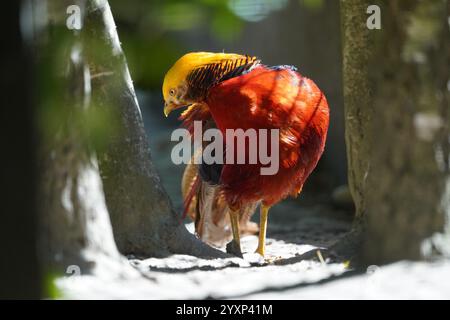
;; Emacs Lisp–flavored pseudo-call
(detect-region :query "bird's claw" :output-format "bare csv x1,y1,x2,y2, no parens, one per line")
226,240,243,258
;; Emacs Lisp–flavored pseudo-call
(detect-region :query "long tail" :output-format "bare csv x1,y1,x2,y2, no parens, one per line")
181,161,258,247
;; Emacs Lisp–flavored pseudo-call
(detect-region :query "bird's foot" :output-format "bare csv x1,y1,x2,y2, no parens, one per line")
264,255,283,264
226,240,243,258
244,252,266,265
244,252,280,265
254,246,265,257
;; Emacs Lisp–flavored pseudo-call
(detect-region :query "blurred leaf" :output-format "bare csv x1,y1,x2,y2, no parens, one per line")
403,0,442,64
110,0,294,90
44,273,63,299
124,37,182,89
301,0,324,11
78,103,120,153
211,9,243,42
36,26,73,144
228,0,289,22
155,3,205,31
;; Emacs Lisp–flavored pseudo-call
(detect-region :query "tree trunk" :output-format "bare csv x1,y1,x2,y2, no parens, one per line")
341,0,450,264
38,1,123,274
341,0,374,221
81,0,224,258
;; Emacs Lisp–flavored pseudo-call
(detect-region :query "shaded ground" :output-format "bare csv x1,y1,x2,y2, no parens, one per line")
57,217,450,299
57,216,350,299
56,205,450,299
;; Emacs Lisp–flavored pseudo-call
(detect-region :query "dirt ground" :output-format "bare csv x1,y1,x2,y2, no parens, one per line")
57,202,352,299
57,213,450,299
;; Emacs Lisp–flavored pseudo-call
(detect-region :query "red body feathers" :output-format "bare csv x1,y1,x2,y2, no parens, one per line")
207,65,329,208
183,65,329,210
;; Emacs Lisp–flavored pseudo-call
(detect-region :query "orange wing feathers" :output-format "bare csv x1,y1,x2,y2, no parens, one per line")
206,65,329,208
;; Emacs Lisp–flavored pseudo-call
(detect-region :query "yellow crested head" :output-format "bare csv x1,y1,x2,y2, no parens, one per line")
162,52,259,116
163,52,248,101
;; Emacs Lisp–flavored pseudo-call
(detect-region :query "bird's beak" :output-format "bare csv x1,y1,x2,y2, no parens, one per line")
163,103,172,117
164,101,191,117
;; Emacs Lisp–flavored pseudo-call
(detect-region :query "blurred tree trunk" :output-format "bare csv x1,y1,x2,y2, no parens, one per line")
39,0,223,278
39,0,123,274
81,0,223,258
0,0,41,299
341,0,450,264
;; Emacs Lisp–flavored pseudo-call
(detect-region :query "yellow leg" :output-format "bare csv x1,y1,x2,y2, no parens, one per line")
226,210,242,257
255,205,270,257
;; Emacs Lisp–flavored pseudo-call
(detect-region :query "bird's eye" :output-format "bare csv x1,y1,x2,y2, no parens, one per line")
169,88,176,96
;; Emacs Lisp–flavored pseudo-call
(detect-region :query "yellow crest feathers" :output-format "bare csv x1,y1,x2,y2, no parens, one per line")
163,52,258,101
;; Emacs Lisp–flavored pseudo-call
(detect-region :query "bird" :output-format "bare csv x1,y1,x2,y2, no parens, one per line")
162,52,329,257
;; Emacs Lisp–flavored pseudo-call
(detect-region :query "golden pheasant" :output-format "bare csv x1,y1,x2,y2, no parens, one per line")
163,52,329,257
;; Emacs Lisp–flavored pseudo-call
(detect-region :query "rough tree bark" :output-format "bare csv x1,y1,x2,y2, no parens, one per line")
341,0,450,264
81,0,226,258
341,0,374,222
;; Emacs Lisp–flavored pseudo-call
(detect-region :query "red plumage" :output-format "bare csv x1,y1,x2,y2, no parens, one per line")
179,64,329,248
206,65,329,208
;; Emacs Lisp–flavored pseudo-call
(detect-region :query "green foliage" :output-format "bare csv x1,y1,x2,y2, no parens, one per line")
37,25,120,154
108,0,276,90
36,26,72,145
300,0,324,11
228,0,289,22
155,2,206,31
211,6,244,42
402,0,443,63
43,272,63,299
124,37,182,89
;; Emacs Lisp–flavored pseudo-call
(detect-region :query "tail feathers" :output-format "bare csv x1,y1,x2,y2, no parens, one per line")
181,161,200,220
181,162,259,247
182,174,199,220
